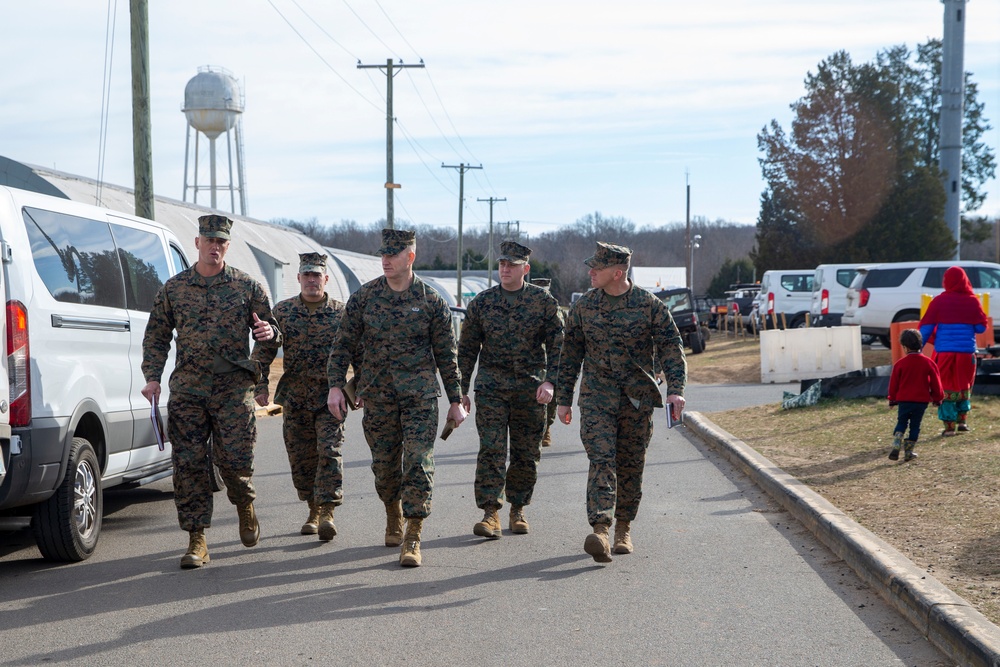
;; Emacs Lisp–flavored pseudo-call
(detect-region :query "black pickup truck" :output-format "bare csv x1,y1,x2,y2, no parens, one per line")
654,287,708,354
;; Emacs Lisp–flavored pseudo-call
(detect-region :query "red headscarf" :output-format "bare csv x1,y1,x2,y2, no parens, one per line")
919,266,989,326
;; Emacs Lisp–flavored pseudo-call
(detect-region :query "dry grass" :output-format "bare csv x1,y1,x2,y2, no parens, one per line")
691,334,1000,625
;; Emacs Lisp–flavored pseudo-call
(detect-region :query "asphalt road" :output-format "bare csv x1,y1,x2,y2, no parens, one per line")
0,383,949,666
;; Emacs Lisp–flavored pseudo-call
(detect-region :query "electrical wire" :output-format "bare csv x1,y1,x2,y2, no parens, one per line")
341,0,399,58
95,0,118,207
265,0,383,114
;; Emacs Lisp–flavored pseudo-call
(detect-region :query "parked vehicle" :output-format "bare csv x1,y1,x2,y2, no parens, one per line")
843,260,1000,347
809,264,868,327
0,185,189,562
725,284,760,329
752,270,814,329
655,286,707,354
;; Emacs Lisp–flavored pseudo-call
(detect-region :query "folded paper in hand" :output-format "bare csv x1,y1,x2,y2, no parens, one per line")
440,418,458,441
150,398,166,451
343,376,359,411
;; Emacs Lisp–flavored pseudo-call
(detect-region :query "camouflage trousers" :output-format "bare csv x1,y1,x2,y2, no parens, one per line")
167,371,257,532
282,405,345,507
579,392,653,526
474,390,545,510
361,395,437,519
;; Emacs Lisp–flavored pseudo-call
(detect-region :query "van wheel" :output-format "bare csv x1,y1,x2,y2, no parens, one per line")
689,333,705,354
790,316,807,329
878,335,891,348
32,437,102,562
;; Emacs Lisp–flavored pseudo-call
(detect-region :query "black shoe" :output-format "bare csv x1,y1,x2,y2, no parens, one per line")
888,449,900,461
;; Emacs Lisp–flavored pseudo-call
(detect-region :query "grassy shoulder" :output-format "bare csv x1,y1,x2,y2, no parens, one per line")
692,335,1000,625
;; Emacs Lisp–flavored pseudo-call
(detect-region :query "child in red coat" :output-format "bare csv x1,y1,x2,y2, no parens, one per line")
887,329,944,462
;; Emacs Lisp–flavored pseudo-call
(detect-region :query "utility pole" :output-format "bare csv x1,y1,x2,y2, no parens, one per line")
130,0,154,220
501,220,521,240
358,58,425,229
684,171,692,289
939,0,967,259
477,196,506,287
442,162,482,306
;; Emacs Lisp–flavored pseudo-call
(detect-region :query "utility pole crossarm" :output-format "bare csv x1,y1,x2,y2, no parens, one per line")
357,58,426,230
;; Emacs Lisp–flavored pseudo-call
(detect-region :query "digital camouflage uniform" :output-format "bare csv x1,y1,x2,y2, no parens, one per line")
556,244,686,528
143,262,278,532
458,274,563,512
327,274,461,519
253,291,346,508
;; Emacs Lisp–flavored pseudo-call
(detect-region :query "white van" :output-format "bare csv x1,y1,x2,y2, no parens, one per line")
753,269,814,329
0,185,189,561
810,264,869,327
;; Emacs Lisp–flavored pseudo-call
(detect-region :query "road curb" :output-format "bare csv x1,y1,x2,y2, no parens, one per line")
686,410,1000,667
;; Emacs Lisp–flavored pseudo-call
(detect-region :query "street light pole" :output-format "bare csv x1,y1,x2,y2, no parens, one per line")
690,234,702,292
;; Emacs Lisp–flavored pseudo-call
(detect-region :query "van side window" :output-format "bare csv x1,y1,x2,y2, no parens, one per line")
111,224,170,312
22,207,126,308
780,275,813,292
836,269,857,288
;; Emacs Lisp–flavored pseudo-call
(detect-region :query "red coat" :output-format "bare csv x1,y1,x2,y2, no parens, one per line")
888,352,944,404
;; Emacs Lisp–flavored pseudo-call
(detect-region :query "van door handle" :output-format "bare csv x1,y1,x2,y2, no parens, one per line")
51,314,130,332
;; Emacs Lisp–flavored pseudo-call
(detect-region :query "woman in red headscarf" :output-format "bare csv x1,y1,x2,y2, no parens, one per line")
918,266,988,435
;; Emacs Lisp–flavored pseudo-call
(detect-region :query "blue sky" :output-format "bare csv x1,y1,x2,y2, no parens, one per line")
2,1,998,238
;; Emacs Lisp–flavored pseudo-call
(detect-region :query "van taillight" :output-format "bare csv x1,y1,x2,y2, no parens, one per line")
6,301,29,427
821,289,829,314
766,292,775,314
858,289,871,308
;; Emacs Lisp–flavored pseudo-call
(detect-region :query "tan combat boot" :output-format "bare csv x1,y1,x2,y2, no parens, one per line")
301,501,320,535
613,520,633,554
473,509,502,539
237,501,260,547
510,506,529,534
385,500,404,547
584,522,613,563
318,503,337,542
399,518,423,567
180,529,210,569
541,428,552,447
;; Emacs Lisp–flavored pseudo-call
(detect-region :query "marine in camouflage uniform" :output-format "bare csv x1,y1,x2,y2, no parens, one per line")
327,228,466,567
253,253,346,542
459,241,563,538
141,214,280,569
555,242,687,563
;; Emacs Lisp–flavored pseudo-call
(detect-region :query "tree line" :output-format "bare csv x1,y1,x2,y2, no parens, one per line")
272,213,757,305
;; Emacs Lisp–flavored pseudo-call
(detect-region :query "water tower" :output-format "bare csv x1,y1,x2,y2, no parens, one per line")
182,66,248,215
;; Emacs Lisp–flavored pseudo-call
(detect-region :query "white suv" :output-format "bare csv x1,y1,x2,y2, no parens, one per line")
843,260,1000,346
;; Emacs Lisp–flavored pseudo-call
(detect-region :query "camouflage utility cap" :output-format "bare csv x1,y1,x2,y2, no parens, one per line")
377,228,416,256
584,241,632,269
497,240,531,264
299,252,328,274
198,214,233,240
532,278,552,290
